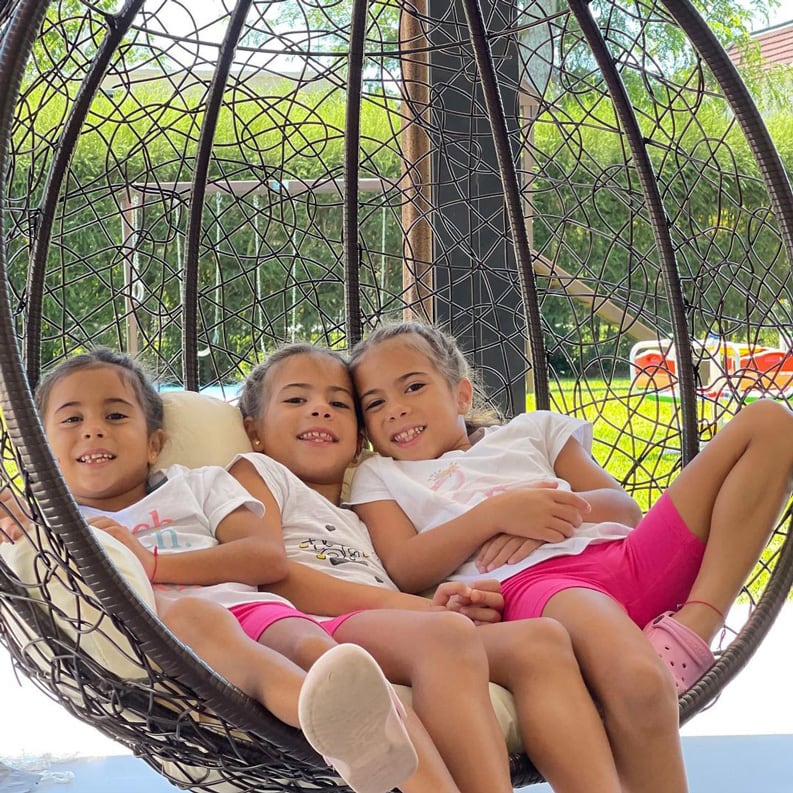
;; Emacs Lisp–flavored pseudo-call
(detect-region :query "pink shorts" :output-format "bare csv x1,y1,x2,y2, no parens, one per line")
501,491,706,628
229,601,362,642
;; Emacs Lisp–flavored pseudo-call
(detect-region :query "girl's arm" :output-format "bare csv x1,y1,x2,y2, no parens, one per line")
228,459,415,613
229,458,431,612
268,561,503,623
230,458,504,621
267,561,432,617
354,499,492,592
355,484,588,593
358,434,638,593
88,508,288,587
266,561,433,613
476,435,643,572
553,437,643,527
128,464,289,586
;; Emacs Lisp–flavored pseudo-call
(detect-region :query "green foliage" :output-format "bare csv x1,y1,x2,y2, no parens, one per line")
7,0,791,383
692,0,769,52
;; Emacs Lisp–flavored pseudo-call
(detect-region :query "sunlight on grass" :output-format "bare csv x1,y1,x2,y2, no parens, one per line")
527,378,684,511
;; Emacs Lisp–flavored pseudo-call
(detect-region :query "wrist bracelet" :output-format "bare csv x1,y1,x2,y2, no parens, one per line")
150,545,159,583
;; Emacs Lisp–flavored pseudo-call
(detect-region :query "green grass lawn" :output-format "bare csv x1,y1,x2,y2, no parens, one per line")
527,378,687,511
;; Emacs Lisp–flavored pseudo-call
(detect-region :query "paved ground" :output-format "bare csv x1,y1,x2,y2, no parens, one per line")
2,738,790,793
1,604,791,792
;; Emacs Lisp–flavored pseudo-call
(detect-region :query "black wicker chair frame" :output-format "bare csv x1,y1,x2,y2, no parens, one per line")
2,0,793,789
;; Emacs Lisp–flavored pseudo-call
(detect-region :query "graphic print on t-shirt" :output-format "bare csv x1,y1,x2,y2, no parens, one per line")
299,534,371,567
428,461,509,504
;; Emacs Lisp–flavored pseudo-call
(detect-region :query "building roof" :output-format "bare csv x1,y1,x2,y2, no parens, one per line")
728,19,793,68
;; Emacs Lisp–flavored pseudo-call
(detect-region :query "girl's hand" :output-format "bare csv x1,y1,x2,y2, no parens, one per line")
465,578,504,624
431,579,503,624
481,482,590,543
87,516,157,581
0,487,29,543
476,533,542,572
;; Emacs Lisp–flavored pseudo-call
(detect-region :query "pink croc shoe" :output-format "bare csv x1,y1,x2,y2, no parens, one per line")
643,612,715,693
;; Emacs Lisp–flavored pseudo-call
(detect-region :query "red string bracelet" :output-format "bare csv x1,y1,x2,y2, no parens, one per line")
680,599,724,620
149,546,159,583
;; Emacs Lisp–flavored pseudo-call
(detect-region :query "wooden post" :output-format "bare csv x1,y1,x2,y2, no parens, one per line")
121,191,140,358
400,1,434,322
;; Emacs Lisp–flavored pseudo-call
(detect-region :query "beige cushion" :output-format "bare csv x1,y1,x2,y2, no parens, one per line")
157,390,253,469
1,526,156,680
157,390,367,502
393,682,521,753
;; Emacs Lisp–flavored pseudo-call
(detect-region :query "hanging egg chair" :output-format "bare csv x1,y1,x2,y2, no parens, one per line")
1,0,792,788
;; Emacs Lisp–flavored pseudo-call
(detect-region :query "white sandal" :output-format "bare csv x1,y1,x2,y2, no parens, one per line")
298,643,418,793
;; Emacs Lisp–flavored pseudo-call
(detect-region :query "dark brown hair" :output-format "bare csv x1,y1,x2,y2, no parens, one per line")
238,343,354,422
35,348,164,434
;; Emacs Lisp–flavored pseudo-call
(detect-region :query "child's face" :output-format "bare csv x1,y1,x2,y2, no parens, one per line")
42,365,163,511
245,353,359,489
352,336,472,461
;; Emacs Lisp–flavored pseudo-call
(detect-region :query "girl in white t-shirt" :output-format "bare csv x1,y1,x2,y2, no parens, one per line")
0,348,463,793
347,321,793,793
235,343,624,793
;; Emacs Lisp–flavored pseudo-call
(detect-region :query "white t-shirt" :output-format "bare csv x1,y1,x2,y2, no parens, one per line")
80,464,294,610
231,453,399,592
347,411,632,583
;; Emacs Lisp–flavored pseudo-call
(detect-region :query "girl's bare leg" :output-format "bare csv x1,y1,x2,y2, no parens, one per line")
665,399,793,641
158,598,304,725
332,609,514,793
476,617,621,793
162,600,457,793
263,615,461,793
398,711,464,793
543,589,688,793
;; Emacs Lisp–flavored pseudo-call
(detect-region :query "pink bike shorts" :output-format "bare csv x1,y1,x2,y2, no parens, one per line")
229,601,363,642
501,491,706,628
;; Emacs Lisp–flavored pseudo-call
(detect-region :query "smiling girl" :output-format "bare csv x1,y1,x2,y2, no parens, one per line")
346,320,793,793
0,348,479,793
232,343,624,793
